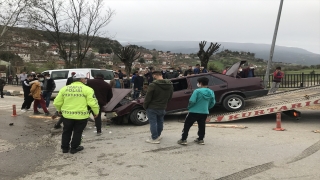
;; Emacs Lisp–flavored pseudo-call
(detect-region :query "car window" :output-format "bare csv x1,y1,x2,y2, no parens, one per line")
211,76,225,85
190,75,217,89
171,78,189,91
51,71,69,80
91,70,114,80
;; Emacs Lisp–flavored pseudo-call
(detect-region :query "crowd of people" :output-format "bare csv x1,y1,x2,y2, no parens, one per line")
1,63,284,154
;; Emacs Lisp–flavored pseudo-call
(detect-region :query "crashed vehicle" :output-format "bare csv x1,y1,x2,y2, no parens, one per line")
103,61,268,125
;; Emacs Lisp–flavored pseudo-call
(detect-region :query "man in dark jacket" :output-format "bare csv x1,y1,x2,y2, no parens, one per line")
0,74,6,98
66,72,76,85
143,71,173,144
118,70,124,79
133,71,144,99
184,66,193,76
21,75,34,110
42,73,56,108
87,73,113,135
165,69,178,79
144,68,154,84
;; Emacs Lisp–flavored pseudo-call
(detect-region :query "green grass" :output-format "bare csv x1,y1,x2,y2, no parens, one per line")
284,69,320,74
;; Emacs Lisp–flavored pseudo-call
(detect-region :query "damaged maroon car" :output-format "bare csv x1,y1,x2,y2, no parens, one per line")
103,61,268,125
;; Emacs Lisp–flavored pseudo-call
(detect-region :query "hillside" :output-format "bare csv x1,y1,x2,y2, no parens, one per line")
124,41,320,66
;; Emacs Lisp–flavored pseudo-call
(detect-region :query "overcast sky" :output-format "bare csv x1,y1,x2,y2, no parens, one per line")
105,0,320,54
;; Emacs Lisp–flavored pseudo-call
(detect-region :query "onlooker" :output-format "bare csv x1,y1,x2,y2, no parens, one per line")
87,73,113,136
145,67,154,84
193,64,200,74
133,71,145,99
161,68,167,79
222,66,229,75
199,66,208,73
0,74,6,98
122,75,130,89
143,71,173,144
8,75,13,85
42,73,56,108
19,72,27,86
244,64,255,78
66,72,76,85
131,71,138,88
53,72,99,154
177,77,216,145
237,67,245,78
208,68,214,73
118,70,124,79
269,67,284,94
184,66,193,76
165,69,178,79
15,74,19,85
21,75,34,110
176,67,182,76
110,73,124,88
29,75,50,115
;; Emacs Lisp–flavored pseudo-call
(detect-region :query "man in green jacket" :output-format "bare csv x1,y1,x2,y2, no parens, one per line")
143,71,173,144
53,72,99,154
177,77,216,145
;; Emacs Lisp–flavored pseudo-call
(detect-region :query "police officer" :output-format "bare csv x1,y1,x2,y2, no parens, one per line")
53,72,99,154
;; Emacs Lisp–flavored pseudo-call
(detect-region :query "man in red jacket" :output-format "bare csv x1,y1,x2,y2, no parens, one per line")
87,73,113,135
269,67,284,94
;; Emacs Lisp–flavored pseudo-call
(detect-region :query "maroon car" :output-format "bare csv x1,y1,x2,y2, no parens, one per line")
103,61,268,125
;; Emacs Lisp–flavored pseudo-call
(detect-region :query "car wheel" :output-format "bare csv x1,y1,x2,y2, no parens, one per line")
130,108,149,126
222,94,245,112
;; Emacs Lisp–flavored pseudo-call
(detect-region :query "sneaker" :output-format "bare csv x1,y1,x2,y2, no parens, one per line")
20,109,27,112
62,149,69,153
97,131,102,136
177,139,187,145
145,138,160,144
70,146,84,154
34,111,43,115
157,136,162,140
194,138,205,145
1,97,4,98
45,112,51,116
54,124,62,129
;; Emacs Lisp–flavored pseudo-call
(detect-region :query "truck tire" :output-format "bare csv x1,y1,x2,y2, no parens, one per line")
130,108,149,126
222,94,245,112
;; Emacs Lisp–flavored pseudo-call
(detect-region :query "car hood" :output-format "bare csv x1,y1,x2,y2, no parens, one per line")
225,60,246,77
102,88,132,112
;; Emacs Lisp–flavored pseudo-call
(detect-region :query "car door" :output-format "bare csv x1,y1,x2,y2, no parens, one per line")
189,75,228,103
166,78,192,112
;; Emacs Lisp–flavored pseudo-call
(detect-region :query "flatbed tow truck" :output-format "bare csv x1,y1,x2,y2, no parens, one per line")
206,85,320,122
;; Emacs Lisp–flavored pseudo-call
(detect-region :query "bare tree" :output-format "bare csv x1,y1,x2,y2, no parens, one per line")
197,41,221,69
0,0,31,46
115,47,142,77
30,0,115,68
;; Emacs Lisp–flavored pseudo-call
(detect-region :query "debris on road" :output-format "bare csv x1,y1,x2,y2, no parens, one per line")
193,124,248,129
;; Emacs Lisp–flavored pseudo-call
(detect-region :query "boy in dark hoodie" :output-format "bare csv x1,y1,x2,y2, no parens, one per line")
143,71,173,144
178,77,216,145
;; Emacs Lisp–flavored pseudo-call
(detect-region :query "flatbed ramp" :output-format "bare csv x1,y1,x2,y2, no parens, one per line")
208,85,320,122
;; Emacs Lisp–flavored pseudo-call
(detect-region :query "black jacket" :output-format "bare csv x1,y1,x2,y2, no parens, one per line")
134,76,144,90
145,72,153,84
87,77,113,106
44,79,56,92
22,79,31,94
184,69,193,76
0,78,6,88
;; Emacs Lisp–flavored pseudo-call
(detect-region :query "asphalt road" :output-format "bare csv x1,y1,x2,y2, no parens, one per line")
0,96,319,180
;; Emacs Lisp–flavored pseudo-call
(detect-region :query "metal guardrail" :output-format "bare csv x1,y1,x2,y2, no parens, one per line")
257,73,320,88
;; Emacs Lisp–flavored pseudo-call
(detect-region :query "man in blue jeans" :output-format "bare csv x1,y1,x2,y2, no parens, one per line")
143,71,173,144
42,73,56,107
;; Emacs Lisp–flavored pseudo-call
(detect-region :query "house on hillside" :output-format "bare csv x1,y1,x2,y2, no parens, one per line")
15,53,31,62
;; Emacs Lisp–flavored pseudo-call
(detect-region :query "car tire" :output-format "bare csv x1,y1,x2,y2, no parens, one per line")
130,108,149,126
222,94,245,112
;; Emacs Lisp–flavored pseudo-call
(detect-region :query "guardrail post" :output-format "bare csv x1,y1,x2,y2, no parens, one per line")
300,72,304,87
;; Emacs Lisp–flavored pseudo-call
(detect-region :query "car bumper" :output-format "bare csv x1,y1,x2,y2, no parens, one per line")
243,89,269,99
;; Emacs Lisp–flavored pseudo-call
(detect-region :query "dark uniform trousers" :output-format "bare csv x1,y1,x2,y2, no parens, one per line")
21,94,34,109
61,117,88,150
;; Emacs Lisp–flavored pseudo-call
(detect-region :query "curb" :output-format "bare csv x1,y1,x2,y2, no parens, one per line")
3,90,24,96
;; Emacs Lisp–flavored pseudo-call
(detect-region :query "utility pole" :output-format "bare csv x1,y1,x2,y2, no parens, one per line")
264,0,284,89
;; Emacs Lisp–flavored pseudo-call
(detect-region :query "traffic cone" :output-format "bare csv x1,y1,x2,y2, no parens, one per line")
273,112,285,131
11,105,17,117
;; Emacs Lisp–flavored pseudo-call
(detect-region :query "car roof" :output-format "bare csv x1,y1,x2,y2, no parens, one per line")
170,72,219,81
